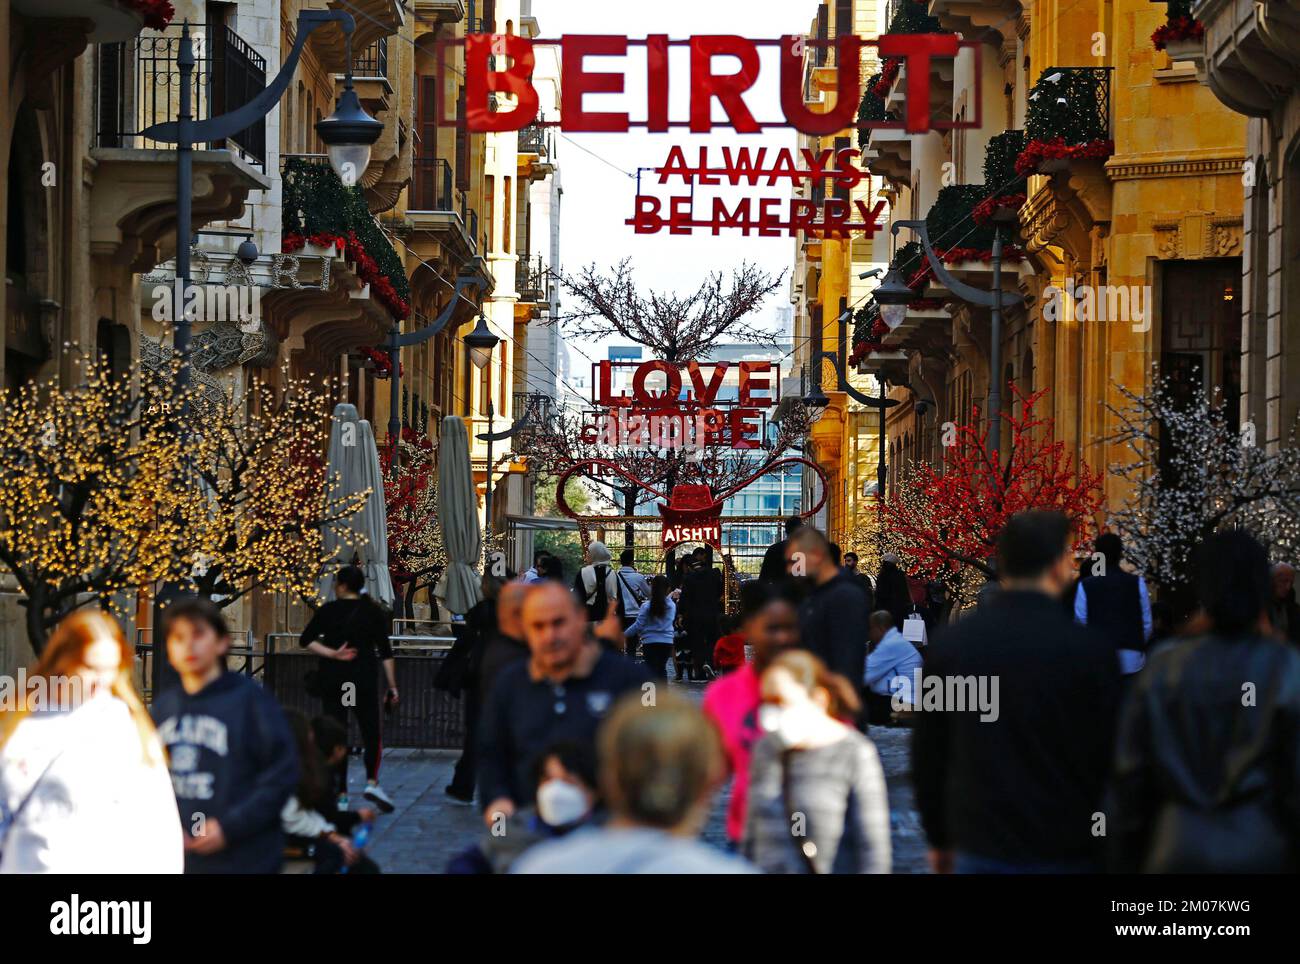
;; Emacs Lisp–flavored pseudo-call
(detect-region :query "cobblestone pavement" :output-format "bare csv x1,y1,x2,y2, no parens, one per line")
354,674,929,874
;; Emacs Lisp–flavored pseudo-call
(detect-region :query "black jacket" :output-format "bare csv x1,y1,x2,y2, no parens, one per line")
152,672,299,874
874,562,913,630
299,597,393,679
478,647,650,807
798,571,872,685
913,590,1121,866
678,565,723,632
759,539,789,584
1109,634,1300,872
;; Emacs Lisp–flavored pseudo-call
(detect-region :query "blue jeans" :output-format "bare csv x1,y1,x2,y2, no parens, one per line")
954,851,1097,874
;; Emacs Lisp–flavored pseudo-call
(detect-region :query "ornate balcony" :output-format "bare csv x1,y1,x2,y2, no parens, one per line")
310,0,404,75
405,156,482,264
1020,66,1113,176
927,0,1023,45
88,24,271,272
1194,0,1300,116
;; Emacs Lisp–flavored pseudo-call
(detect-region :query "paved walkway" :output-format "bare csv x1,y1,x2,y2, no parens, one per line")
350,678,928,874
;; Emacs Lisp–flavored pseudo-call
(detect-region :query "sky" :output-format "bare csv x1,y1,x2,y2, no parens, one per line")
530,0,821,375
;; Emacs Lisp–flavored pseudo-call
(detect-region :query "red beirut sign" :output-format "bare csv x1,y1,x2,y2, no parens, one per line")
440,34,978,136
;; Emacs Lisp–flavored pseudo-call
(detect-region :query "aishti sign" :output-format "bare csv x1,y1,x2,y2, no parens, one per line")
581,359,778,451
442,33,979,136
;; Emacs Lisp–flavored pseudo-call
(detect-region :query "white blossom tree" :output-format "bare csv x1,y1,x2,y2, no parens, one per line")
1107,372,1300,593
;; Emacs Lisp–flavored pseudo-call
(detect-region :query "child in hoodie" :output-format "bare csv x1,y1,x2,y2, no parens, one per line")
151,597,299,874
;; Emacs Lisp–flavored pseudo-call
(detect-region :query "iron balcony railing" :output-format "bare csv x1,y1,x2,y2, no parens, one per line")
353,37,388,78
93,22,267,166
513,391,555,426
410,155,479,252
516,255,548,299
519,122,552,156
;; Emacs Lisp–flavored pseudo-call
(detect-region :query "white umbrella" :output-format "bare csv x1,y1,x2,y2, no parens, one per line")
435,415,483,615
318,403,395,608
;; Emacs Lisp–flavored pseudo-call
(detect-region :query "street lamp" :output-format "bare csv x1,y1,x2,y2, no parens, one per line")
462,317,532,547
317,80,383,183
801,307,901,503
464,314,500,370
880,220,1025,463
141,12,384,391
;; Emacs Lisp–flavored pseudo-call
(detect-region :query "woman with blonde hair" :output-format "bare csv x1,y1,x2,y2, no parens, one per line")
0,610,182,873
743,649,891,874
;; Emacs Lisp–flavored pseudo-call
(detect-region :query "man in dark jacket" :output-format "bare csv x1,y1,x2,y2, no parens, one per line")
678,546,724,679
788,527,872,689
478,582,650,827
1074,532,1152,675
154,597,298,874
759,516,803,584
913,511,1122,874
873,553,913,630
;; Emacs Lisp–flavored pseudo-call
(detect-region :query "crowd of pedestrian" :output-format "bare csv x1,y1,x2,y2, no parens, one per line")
3,510,1299,876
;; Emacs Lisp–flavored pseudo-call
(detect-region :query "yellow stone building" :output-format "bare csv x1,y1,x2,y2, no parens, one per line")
855,0,1246,528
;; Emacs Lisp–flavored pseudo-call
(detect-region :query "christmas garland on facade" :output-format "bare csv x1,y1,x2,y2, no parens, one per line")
282,157,412,320
1017,67,1114,175
849,303,890,366
124,0,175,29
857,73,897,151
873,0,950,99
974,130,1029,225
1152,0,1203,51
358,345,403,379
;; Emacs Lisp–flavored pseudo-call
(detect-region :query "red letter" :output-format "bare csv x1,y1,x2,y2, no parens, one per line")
596,361,632,407
690,36,761,133
633,360,682,406
877,33,960,134
561,35,629,132
626,195,664,234
738,362,774,406
780,34,861,135
729,410,760,449
647,34,670,132
686,361,729,405
465,34,538,132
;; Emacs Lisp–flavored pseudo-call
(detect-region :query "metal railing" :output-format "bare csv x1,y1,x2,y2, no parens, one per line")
353,37,388,78
519,122,551,156
93,22,267,166
410,155,454,210
516,254,548,299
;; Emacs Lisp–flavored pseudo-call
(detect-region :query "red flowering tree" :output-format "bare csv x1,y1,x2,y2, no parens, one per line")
378,430,443,617
881,387,1104,583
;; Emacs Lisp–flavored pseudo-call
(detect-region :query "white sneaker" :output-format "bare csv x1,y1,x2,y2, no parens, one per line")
364,782,395,813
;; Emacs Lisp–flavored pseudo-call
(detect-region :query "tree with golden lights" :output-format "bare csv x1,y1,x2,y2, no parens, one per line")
0,358,198,653
182,373,369,611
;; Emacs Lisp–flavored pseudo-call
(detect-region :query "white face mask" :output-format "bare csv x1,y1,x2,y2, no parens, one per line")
758,702,820,746
536,779,590,827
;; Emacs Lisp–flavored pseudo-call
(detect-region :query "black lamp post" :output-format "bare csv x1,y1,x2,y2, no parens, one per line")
881,220,1024,463
462,315,532,543
802,309,901,504
141,12,383,392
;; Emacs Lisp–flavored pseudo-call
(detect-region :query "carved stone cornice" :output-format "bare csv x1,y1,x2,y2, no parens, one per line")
1106,150,1246,181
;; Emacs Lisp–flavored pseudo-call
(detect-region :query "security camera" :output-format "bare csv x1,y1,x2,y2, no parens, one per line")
859,268,882,280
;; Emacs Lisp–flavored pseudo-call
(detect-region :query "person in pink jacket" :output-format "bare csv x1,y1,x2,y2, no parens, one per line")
701,583,800,844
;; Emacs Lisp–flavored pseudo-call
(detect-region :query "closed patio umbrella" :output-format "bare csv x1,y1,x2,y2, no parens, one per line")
435,415,483,615
318,403,395,608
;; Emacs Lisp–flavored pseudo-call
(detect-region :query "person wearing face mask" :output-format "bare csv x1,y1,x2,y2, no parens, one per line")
701,581,801,848
742,650,891,874
0,610,182,873
446,742,599,874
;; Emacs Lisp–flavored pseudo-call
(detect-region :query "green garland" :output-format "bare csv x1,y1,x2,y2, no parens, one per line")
888,0,944,34
853,302,880,346
281,157,412,315
891,240,926,283
857,74,896,152
1024,68,1110,147
926,184,996,252
983,130,1028,197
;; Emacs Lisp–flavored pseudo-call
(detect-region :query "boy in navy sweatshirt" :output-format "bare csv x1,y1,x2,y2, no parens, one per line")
152,597,299,874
